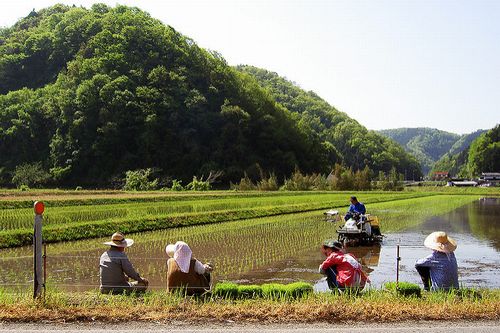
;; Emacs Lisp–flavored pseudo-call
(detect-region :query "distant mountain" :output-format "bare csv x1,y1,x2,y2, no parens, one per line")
378,128,486,175
238,66,422,179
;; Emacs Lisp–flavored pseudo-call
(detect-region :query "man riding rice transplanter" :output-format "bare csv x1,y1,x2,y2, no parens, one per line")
344,196,366,221
319,240,369,291
165,241,213,295
99,232,149,294
415,231,459,291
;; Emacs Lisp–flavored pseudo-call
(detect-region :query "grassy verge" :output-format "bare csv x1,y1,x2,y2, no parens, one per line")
0,288,497,322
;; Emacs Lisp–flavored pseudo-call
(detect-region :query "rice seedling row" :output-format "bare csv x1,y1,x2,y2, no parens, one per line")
0,192,430,236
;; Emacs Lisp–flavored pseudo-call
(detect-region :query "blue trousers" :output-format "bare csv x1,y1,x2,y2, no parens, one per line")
325,267,343,290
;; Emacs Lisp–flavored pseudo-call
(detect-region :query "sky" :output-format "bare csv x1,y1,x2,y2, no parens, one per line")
1,0,499,134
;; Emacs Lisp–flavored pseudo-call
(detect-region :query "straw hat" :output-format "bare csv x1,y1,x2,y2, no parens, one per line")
424,231,457,253
104,232,134,248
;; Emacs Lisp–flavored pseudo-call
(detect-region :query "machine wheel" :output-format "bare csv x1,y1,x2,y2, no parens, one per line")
338,234,345,244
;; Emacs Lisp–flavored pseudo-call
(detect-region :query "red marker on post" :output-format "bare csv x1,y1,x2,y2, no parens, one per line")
34,201,45,215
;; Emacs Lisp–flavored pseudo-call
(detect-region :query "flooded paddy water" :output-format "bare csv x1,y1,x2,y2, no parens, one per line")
0,196,498,292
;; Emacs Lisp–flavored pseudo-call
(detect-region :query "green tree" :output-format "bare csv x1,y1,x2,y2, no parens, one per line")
123,168,158,191
466,125,500,177
11,162,50,188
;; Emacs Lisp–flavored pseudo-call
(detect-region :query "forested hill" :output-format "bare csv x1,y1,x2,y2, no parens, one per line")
431,125,499,178
0,5,421,187
237,66,422,179
378,127,486,175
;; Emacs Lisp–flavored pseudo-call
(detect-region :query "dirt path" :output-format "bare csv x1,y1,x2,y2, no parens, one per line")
0,321,499,332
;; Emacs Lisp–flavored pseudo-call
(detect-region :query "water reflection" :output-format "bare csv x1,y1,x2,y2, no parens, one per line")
364,197,500,289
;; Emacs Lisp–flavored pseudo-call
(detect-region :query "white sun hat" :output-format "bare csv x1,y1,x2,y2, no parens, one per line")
165,241,192,273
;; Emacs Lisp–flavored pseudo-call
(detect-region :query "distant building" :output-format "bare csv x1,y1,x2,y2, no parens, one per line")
433,171,449,181
479,172,500,186
448,181,478,187
480,172,500,181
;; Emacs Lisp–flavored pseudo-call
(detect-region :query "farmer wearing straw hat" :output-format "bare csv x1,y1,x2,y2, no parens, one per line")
415,231,459,291
99,232,149,294
165,241,213,295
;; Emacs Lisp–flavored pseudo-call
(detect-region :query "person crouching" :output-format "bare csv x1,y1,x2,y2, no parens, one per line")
165,241,213,296
319,240,368,291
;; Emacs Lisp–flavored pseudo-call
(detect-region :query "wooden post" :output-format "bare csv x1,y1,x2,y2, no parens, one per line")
33,201,44,299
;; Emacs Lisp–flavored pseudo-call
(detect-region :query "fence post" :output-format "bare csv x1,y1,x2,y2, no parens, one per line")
396,244,401,289
33,201,44,299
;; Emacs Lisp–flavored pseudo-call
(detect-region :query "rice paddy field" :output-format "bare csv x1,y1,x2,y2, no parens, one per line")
0,190,499,292
0,191,430,247
0,189,499,322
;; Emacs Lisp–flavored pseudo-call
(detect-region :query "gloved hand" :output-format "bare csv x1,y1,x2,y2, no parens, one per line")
204,262,214,272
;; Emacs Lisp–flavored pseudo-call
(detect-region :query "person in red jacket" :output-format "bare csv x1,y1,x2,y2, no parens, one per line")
319,240,369,290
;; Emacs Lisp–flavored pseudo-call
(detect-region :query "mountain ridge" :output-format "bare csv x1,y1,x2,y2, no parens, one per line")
378,127,486,175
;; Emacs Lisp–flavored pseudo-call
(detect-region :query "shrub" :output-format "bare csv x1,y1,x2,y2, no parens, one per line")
230,173,257,191
123,168,158,191
186,176,211,191
11,162,50,188
170,179,184,191
281,169,328,191
256,173,279,191
19,184,30,191
375,168,404,191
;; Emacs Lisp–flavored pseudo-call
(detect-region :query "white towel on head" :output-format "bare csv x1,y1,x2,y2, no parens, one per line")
173,241,192,273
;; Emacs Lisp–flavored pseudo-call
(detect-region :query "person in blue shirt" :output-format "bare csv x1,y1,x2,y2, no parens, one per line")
415,231,459,291
344,196,366,221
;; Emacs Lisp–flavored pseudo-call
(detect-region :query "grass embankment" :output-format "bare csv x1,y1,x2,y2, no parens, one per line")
405,186,500,195
0,288,498,323
0,192,430,248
